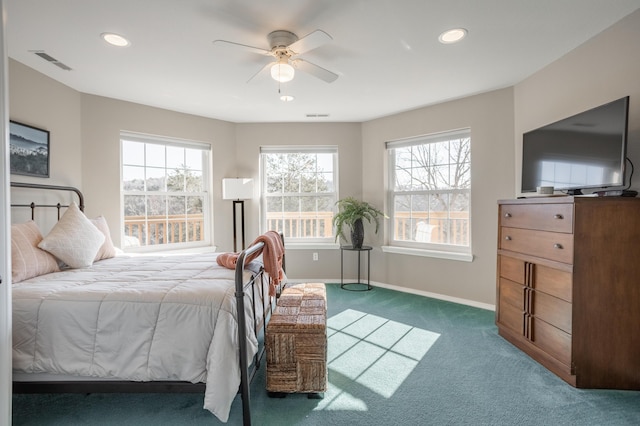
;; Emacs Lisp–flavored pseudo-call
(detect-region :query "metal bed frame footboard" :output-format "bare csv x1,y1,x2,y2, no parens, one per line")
235,231,285,426
236,243,265,426
10,181,283,426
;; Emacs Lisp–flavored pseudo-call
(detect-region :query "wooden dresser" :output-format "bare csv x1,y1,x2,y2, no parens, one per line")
496,196,640,389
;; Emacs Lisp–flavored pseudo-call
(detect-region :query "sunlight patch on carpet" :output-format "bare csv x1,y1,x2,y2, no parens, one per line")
314,382,369,411
319,308,440,409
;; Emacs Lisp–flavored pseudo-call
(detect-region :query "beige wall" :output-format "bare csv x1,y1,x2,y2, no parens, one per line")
362,88,515,305
9,61,82,188
514,9,640,195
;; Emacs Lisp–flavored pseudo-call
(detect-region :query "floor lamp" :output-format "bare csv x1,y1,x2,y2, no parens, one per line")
222,178,254,252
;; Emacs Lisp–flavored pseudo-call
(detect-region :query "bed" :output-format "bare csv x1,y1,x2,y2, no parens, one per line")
10,182,283,425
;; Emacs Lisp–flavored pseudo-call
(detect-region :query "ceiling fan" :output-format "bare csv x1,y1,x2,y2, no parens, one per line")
213,29,339,84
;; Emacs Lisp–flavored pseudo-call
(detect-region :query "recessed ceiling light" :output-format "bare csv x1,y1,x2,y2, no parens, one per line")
101,32,130,47
438,28,467,44
280,95,295,102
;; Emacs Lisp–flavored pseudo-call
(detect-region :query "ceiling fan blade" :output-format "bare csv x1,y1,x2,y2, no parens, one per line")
287,30,332,55
212,39,271,56
292,59,339,83
246,61,275,83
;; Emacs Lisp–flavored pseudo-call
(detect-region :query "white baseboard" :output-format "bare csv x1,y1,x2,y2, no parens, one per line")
287,278,496,311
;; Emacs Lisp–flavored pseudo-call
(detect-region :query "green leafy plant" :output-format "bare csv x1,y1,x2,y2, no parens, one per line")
333,197,386,243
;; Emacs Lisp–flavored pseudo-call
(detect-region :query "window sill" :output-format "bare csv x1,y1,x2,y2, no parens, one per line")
285,242,341,250
381,245,473,262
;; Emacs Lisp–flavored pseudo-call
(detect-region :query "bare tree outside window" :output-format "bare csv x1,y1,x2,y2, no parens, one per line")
388,131,471,249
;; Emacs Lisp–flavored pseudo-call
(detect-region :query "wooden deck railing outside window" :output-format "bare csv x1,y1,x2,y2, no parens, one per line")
124,214,204,246
265,211,334,239
123,211,469,246
393,211,470,246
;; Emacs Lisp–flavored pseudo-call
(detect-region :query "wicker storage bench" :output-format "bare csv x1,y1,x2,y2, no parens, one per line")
266,282,327,397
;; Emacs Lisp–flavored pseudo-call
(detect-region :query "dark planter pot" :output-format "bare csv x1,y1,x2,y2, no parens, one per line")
351,218,364,249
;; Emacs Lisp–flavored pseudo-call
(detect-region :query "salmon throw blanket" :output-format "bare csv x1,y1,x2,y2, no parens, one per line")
216,230,284,296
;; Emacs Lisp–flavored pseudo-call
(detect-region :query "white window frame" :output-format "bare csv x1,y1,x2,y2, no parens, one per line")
260,146,339,247
384,129,472,261
120,131,212,252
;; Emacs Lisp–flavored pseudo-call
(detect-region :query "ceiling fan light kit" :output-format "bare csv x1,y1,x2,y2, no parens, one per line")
271,61,295,82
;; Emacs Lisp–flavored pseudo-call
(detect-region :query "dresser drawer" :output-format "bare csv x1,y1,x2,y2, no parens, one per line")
531,318,572,367
499,277,525,310
498,298,524,335
500,203,573,233
532,291,572,334
500,227,574,264
499,255,525,285
533,264,572,303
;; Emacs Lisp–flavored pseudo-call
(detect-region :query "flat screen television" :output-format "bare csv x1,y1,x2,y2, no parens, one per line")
521,96,629,195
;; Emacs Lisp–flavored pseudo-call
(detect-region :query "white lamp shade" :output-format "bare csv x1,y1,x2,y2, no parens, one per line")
271,62,295,82
222,178,254,200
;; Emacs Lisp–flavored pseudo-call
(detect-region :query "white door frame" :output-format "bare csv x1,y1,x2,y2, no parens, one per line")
0,0,13,422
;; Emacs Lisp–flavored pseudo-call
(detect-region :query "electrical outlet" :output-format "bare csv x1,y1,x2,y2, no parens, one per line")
312,252,318,261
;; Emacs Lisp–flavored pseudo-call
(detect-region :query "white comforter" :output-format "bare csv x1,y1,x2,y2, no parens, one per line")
12,252,267,423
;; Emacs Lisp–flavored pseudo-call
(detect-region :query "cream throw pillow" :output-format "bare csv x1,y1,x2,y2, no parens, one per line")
90,216,117,261
11,221,60,282
38,202,105,268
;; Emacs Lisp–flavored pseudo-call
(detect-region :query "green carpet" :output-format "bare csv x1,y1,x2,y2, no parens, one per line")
12,284,640,425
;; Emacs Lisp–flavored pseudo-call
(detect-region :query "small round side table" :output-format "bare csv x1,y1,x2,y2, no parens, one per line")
340,245,372,291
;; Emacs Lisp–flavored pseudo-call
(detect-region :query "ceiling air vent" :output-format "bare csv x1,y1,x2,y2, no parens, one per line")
306,114,330,118
32,51,72,71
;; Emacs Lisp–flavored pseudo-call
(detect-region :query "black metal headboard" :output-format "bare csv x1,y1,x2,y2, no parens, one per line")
10,182,85,220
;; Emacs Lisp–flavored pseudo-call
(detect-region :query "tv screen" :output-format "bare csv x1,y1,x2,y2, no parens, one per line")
521,96,629,194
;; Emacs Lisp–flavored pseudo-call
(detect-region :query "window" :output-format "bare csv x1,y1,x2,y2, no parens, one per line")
386,129,471,255
260,146,338,244
121,132,211,250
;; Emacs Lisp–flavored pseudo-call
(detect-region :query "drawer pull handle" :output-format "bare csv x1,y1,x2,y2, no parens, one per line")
554,214,564,219
505,236,512,241
553,243,563,249
504,213,512,218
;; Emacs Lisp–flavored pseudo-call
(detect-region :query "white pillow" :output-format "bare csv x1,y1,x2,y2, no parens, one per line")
38,202,105,268
90,216,117,261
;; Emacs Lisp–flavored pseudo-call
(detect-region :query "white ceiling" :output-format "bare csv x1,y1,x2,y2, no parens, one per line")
6,0,640,123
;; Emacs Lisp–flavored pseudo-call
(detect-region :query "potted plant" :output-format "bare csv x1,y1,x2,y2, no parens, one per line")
333,197,385,248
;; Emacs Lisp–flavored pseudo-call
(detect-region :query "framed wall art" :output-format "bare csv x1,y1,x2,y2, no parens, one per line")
9,120,50,178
